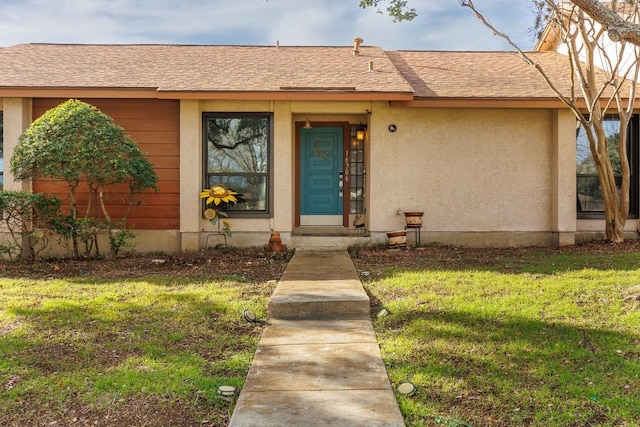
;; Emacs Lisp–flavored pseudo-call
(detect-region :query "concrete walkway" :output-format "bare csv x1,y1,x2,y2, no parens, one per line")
228,248,405,427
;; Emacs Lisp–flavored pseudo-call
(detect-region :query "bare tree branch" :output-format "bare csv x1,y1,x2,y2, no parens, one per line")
571,0,640,45
460,0,578,114
462,0,640,242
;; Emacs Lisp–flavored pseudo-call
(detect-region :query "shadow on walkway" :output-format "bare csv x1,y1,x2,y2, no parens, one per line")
229,248,405,427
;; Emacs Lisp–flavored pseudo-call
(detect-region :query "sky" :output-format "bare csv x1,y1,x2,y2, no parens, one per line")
0,0,541,51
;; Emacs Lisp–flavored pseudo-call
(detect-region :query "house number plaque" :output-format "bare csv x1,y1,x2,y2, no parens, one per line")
344,150,350,182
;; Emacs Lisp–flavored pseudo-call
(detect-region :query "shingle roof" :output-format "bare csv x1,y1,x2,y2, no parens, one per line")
0,43,619,103
387,50,570,99
0,43,413,96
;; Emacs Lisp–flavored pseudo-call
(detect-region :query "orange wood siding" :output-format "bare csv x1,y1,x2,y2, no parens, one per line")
32,99,180,230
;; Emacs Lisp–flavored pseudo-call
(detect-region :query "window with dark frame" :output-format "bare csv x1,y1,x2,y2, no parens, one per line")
576,115,639,218
349,125,365,214
203,113,272,216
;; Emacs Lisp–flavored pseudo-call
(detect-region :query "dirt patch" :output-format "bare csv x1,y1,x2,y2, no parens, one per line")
5,395,229,427
0,247,292,282
3,239,639,282
350,239,640,273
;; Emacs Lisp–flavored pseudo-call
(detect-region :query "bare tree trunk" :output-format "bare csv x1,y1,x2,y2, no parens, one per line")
69,183,80,258
572,0,640,46
461,0,640,243
98,183,113,256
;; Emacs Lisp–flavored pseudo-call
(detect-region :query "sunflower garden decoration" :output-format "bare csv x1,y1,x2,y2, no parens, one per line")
200,184,240,239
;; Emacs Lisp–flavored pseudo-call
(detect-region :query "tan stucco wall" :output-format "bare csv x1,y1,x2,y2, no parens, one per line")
0,98,32,252
549,108,577,246
178,99,201,251
366,102,577,246
1,98,32,192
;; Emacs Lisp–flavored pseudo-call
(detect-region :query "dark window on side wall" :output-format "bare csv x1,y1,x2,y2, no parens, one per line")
576,115,638,218
203,113,272,216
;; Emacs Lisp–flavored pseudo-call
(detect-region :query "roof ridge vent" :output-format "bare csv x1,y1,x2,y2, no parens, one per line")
353,37,363,55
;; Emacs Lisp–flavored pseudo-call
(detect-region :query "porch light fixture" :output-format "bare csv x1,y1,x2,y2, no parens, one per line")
304,117,312,129
356,124,367,142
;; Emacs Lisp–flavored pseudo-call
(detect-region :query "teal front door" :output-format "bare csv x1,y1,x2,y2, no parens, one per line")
300,126,344,226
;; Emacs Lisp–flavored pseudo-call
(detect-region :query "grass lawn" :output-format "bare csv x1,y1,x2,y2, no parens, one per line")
354,246,640,427
0,252,282,426
2,245,640,426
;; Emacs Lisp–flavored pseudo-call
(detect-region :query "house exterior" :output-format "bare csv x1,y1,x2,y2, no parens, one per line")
0,41,637,253
534,2,640,242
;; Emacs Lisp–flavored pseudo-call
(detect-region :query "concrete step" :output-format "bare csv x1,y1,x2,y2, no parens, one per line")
290,234,369,248
268,249,370,319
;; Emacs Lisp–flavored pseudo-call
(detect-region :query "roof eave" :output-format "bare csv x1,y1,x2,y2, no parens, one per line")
157,90,414,101
0,87,160,98
0,87,414,101
391,97,571,109
391,96,640,109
